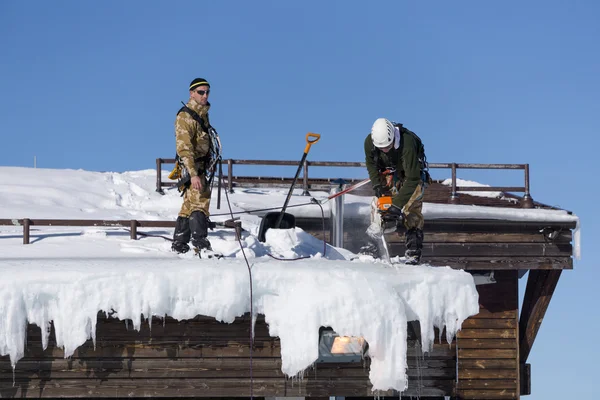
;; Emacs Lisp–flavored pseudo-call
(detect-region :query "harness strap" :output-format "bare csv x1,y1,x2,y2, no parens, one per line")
176,105,211,165
176,104,222,188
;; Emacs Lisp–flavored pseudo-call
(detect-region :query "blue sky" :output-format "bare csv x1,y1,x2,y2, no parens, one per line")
1,1,598,397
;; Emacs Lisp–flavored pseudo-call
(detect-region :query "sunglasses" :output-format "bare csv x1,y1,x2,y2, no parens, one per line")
196,89,210,96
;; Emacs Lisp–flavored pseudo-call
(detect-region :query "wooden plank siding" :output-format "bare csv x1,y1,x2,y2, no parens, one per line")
385,221,572,271
299,217,574,271
456,271,520,400
0,314,456,398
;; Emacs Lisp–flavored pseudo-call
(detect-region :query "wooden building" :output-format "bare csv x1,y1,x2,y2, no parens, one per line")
0,180,577,399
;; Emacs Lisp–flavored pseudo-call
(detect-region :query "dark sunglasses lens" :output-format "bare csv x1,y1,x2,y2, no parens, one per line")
197,90,210,96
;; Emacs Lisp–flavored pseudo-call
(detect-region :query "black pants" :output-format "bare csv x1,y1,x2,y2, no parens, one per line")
405,228,424,258
172,211,212,251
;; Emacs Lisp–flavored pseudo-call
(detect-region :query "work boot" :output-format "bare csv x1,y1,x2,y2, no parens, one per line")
190,211,222,259
358,241,380,258
404,228,424,265
171,216,191,254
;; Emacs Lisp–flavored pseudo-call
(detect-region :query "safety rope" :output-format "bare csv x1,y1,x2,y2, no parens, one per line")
209,201,315,217
220,187,256,399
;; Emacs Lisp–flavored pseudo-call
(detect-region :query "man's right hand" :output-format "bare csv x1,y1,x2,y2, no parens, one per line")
373,185,383,198
191,176,203,192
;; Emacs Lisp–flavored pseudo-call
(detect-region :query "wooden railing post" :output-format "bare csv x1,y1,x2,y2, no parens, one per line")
522,164,534,208
234,220,242,240
130,220,138,240
23,218,30,244
302,160,310,196
217,160,223,209
156,158,164,195
450,163,459,204
227,159,234,193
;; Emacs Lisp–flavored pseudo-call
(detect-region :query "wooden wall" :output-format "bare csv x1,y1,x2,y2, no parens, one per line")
299,217,574,271
456,270,520,400
1,217,569,399
387,220,573,270
0,314,456,398
0,274,526,400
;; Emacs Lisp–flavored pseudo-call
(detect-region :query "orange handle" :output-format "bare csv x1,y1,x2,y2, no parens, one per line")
304,132,321,153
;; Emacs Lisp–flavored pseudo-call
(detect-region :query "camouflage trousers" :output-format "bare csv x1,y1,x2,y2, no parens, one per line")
178,179,212,218
401,182,425,230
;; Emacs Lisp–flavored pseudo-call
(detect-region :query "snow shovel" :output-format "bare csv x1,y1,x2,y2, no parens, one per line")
258,132,321,242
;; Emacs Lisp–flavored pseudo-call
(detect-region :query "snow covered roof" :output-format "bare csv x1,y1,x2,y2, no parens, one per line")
0,167,580,392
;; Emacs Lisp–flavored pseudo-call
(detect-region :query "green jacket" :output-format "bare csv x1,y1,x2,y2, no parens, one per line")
175,98,211,179
364,125,423,209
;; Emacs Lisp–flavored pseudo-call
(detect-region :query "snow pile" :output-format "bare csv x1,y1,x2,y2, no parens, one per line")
0,166,350,220
0,225,478,392
441,177,506,199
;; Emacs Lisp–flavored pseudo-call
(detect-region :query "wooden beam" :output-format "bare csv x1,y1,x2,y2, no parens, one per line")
457,329,517,339
0,358,455,380
520,363,531,396
421,256,572,270
388,231,573,243
457,389,517,399
458,369,517,380
459,359,516,369
388,242,573,257
457,339,516,350
519,270,562,363
0,377,455,398
458,349,517,359
461,318,517,329
458,379,518,389
422,218,577,230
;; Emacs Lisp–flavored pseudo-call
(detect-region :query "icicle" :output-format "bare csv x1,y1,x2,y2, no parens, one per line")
573,218,581,260
251,309,257,341
90,316,97,351
415,338,423,399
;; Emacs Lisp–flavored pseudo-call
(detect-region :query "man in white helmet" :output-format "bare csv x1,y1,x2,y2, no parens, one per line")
364,118,430,264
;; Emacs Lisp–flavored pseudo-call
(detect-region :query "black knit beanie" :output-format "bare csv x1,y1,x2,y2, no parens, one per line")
189,78,210,91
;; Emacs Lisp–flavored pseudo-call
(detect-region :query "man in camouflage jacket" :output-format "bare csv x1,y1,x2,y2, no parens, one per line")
171,78,218,256
364,118,428,264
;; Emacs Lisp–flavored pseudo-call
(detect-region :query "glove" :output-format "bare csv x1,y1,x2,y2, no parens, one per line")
373,185,383,198
206,216,217,230
382,204,404,222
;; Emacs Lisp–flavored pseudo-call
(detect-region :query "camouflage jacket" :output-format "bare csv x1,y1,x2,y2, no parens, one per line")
175,99,211,179
364,126,422,209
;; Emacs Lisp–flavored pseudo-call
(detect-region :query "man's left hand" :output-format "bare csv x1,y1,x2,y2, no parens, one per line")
382,204,404,222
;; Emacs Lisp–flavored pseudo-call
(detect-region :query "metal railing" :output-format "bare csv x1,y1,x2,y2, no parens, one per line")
0,218,241,245
156,158,534,208
0,161,534,245
0,219,173,244
443,163,533,207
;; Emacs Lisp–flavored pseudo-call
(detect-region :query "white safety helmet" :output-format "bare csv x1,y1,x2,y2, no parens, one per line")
371,118,395,148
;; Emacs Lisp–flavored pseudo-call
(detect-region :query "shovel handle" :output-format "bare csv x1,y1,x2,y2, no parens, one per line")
304,133,321,153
